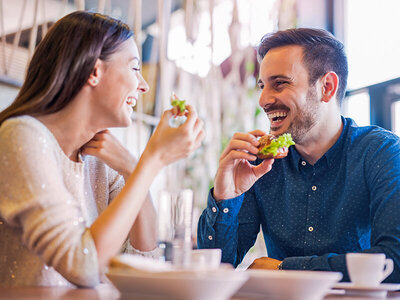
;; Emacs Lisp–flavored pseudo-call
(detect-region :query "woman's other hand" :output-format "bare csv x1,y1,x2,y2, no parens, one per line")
81,129,135,179
144,105,205,167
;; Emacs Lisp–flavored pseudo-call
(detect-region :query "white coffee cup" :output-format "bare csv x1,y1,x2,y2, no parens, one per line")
346,253,393,286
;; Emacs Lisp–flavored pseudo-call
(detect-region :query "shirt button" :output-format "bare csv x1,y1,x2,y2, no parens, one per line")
212,207,217,213
312,186,317,191
308,226,314,232
223,208,229,213
208,235,213,240
301,161,306,166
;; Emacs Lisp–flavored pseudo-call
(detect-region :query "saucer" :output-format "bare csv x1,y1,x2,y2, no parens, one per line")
333,282,400,298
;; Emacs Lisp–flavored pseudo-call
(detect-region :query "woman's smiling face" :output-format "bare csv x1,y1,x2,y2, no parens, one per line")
92,37,149,128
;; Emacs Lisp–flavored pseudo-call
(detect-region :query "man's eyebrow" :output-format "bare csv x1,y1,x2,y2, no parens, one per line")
268,75,292,81
257,75,292,85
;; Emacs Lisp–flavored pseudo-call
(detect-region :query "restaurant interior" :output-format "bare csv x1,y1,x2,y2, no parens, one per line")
1,0,400,299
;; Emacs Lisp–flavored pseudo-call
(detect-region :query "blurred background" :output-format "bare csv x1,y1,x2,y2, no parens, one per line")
1,0,400,267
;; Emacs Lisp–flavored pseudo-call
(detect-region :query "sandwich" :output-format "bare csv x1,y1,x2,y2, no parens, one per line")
257,133,295,159
171,93,187,116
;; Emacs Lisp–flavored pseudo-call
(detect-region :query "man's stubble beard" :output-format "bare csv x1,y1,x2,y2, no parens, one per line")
285,87,320,144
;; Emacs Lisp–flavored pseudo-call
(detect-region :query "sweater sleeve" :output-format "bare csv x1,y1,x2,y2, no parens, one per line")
0,119,100,287
108,170,125,203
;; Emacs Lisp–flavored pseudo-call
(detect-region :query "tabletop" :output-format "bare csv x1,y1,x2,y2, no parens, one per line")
1,284,400,300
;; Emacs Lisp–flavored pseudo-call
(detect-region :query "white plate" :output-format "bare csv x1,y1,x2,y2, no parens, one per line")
235,270,342,300
106,267,248,300
333,282,400,298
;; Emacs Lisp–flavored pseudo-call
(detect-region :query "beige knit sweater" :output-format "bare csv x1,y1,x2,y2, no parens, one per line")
0,116,127,287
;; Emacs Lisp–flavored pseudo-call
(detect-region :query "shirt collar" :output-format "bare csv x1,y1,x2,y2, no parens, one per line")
324,116,350,169
288,116,350,171
289,145,303,172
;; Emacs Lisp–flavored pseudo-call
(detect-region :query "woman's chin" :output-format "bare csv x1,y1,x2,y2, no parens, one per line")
120,109,133,127
120,117,132,128
108,115,132,128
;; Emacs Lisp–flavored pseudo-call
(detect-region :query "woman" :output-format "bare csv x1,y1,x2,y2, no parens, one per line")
0,11,204,287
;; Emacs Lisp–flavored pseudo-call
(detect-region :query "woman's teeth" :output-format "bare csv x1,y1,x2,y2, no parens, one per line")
126,97,136,107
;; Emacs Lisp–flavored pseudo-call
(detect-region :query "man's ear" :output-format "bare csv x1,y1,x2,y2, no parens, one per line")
87,59,103,87
320,71,339,103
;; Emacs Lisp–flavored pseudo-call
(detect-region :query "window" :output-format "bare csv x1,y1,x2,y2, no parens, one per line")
391,101,400,136
342,91,370,126
340,0,400,130
344,0,400,90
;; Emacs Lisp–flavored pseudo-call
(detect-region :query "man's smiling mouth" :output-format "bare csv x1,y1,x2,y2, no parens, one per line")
267,111,288,126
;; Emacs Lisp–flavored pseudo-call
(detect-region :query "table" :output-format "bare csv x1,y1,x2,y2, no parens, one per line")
1,284,400,300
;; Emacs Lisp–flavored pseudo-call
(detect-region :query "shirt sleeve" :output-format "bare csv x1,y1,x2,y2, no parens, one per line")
0,120,100,287
197,187,261,267
282,132,400,283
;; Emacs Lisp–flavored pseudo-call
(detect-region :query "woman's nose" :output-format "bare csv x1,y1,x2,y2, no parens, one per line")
138,73,149,93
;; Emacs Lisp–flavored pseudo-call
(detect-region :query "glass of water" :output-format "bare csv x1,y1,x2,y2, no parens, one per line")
157,189,193,267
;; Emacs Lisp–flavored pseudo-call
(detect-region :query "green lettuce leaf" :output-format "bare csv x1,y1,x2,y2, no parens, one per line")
259,133,295,156
171,97,186,113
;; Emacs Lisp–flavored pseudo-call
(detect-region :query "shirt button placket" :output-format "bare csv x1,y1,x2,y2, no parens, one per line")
305,183,317,253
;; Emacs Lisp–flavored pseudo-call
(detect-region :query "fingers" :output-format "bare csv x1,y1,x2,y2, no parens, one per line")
82,139,101,149
160,105,198,130
222,149,258,162
97,129,110,134
83,133,110,149
191,127,206,151
163,104,204,142
181,105,197,129
248,129,267,137
233,132,261,146
88,129,112,142
253,158,274,178
81,146,99,156
219,130,267,161
160,109,174,125
221,137,259,161
171,106,179,116
221,140,258,161
192,117,204,138
183,112,205,154
171,106,186,117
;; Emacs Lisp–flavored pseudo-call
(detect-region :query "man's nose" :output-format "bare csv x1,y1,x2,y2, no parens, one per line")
259,88,276,110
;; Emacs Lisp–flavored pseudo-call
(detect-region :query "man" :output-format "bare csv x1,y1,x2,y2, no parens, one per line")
197,28,400,282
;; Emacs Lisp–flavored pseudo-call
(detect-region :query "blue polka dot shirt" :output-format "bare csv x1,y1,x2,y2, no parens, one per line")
197,117,400,282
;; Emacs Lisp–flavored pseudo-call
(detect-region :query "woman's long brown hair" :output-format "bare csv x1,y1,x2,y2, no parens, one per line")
0,11,133,125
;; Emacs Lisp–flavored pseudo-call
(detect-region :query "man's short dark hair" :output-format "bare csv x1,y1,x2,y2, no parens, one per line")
257,28,348,103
